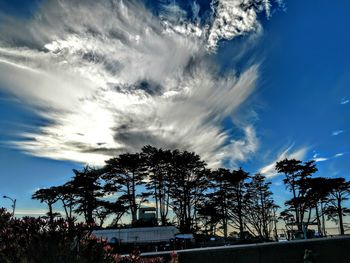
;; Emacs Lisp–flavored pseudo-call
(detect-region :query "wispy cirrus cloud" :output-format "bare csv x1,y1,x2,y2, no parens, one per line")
0,0,282,167
332,130,344,136
313,157,328,162
340,97,349,105
334,152,344,158
312,151,348,163
259,144,308,178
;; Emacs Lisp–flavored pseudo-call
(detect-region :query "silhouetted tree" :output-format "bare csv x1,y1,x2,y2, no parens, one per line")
169,150,207,233
32,145,341,240
228,168,249,239
302,177,332,235
70,166,104,226
245,173,278,240
323,177,350,235
94,200,125,227
142,145,172,225
279,209,295,236
105,199,128,227
32,186,60,227
207,168,233,239
275,159,317,231
103,153,150,225
56,182,76,229
197,199,222,236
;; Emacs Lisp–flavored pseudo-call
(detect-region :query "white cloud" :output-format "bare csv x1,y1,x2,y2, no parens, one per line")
207,0,285,49
331,152,348,162
312,152,329,162
314,157,328,162
310,150,348,164
259,144,308,178
340,98,349,105
0,0,281,167
332,130,344,136
310,151,347,163
224,125,259,168
207,0,260,49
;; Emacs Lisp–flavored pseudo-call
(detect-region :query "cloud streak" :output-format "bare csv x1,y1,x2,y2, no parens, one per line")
259,144,308,178
332,130,344,136
0,0,281,167
340,98,349,105
313,151,348,163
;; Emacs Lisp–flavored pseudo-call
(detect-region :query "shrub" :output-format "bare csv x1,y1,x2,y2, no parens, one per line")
0,208,166,263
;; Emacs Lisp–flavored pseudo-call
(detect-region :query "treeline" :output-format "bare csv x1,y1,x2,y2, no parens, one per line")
32,145,350,239
276,159,350,235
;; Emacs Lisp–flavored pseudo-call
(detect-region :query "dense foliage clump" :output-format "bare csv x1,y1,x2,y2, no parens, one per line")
0,208,164,263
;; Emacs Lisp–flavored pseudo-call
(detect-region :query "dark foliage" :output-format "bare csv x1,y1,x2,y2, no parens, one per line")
0,208,165,263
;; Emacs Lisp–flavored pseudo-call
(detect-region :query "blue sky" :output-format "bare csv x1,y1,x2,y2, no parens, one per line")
0,0,349,215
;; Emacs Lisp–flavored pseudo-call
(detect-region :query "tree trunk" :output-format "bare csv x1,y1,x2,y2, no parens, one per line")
48,203,54,227
238,203,244,238
131,171,137,223
223,210,227,240
291,180,301,231
337,198,344,235
155,184,159,224
315,203,322,235
87,203,94,225
320,202,326,236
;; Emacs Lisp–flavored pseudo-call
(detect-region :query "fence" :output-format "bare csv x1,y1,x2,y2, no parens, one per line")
141,236,350,263
176,236,350,263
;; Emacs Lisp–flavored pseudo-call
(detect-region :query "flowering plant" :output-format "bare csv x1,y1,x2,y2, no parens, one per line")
0,208,167,263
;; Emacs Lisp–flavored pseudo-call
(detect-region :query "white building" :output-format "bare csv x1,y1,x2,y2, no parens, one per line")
93,226,179,244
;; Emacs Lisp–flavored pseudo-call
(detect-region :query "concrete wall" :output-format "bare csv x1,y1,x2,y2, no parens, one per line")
177,237,350,263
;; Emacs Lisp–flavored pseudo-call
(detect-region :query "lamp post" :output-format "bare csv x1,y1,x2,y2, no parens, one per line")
3,195,16,217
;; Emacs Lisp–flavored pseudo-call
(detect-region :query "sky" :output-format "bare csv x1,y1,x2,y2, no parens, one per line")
0,0,349,215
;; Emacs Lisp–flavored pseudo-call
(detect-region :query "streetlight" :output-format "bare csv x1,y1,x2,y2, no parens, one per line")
3,195,16,217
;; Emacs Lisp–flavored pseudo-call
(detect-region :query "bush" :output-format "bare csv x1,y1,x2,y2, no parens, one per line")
0,208,166,263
